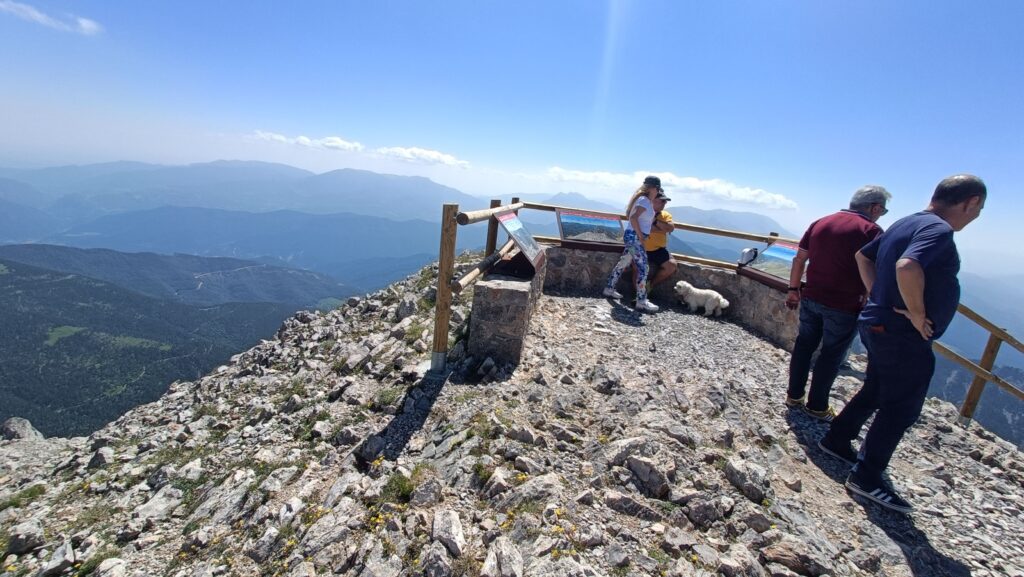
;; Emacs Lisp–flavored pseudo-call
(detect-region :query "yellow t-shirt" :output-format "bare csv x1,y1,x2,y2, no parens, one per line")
644,210,673,251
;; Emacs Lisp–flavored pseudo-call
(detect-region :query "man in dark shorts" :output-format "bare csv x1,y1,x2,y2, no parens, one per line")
643,191,678,289
785,185,891,421
819,174,986,513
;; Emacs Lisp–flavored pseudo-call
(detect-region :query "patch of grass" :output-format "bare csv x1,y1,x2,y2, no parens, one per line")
45,325,86,346
297,409,330,443
410,462,436,485
194,404,220,418
71,546,120,576
381,472,415,504
373,386,403,411
647,547,672,567
71,502,118,532
451,553,481,577
472,461,495,484
468,412,498,440
404,321,427,345
452,390,481,404
173,476,209,516
0,484,46,512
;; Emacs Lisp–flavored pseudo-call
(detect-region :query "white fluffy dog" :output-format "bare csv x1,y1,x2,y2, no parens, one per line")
674,280,730,317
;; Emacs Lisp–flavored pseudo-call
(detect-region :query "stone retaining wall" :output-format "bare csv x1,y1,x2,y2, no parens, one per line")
467,247,797,364
542,246,798,351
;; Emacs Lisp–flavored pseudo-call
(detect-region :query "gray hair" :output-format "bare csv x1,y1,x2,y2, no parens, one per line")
849,185,892,212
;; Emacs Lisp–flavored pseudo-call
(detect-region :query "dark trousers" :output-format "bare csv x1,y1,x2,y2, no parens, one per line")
826,322,935,485
787,298,859,411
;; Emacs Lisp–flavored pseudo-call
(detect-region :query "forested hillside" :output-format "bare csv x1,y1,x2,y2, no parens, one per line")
0,259,295,437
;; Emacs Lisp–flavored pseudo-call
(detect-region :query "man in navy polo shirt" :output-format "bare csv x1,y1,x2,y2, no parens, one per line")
819,174,987,513
785,186,891,421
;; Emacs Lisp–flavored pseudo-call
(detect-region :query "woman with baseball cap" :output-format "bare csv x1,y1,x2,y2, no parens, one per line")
603,175,662,312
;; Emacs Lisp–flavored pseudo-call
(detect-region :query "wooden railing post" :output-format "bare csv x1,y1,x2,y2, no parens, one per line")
958,334,1003,426
484,199,501,257
430,203,459,373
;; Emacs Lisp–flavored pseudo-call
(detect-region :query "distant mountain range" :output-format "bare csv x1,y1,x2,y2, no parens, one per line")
0,244,352,308
42,206,488,291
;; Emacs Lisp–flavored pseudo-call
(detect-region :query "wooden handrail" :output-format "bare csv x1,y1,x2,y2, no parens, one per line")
456,202,524,226
520,201,799,245
956,302,1024,356
451,239,516,294
934,341,1024,402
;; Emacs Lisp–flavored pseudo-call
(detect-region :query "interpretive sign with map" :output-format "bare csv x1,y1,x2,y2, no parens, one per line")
555,208,624,244
496,210,544,267
745,241,799,279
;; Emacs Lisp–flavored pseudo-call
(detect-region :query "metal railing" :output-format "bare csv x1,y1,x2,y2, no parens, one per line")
431,199,1023,426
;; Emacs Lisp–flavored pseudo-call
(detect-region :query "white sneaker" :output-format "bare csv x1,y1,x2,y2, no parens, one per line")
603,287,623,299
635,299,659,313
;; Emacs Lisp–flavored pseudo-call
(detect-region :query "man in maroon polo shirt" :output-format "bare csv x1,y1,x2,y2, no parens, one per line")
785,185,891,420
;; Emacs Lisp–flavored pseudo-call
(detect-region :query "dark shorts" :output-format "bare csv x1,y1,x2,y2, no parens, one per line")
647,247,671,267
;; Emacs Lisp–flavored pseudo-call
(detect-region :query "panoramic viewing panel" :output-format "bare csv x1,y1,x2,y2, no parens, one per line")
556,208,624,244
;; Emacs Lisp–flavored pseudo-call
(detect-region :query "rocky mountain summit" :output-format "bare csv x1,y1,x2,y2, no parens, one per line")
2,258,1023,577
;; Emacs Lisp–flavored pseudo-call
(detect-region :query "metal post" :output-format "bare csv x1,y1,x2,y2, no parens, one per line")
430,204,459,372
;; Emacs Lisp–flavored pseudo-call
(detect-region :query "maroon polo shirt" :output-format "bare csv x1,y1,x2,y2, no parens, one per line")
799,210,882,314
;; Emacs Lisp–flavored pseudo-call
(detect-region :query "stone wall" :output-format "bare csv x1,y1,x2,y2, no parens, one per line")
542,246,798,351
466,255,547,365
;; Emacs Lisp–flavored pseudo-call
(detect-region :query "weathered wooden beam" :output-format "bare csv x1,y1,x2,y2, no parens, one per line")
430,204,459,372
956,334,1004,425
456,202,524,226
483,199,501,256
519,201,799,244
933,341,1024,407
672,252,740,271
451,239,516,294
956,303,1024,356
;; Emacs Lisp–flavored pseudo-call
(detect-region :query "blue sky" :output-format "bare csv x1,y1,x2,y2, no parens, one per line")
1,1,1020,275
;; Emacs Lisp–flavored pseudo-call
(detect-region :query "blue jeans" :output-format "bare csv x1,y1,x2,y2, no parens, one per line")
787,298,858,411
825,323,934,485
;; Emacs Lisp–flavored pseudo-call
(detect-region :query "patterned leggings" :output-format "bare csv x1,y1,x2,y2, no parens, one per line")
606,229,649,302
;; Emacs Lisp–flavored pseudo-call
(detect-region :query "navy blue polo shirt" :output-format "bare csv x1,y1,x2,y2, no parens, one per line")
858,211,961,340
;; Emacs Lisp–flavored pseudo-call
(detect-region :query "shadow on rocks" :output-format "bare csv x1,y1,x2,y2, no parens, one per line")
608,299,646,326
784,409,849,484
786,410,971,577
860,499,972,577
356,372,448,465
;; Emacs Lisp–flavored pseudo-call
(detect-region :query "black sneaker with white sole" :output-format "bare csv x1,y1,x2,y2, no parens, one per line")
845,475,913,514
817,437,857,466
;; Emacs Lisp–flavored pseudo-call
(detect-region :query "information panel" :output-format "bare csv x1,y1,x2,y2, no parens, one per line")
746,241,799,279
496,211,544,267
555,208,624,244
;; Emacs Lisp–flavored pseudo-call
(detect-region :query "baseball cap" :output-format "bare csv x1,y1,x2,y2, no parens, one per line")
656,190,671,201
643,176,662,189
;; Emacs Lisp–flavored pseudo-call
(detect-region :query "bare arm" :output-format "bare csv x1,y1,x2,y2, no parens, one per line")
785,248,809,310
653,219,674,233
855,250,877,295
894,257,933,340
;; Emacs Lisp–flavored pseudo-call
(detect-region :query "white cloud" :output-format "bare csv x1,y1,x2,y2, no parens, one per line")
546,167,798,210
374,146,470,168
252,130,364,152
0,0,103,35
